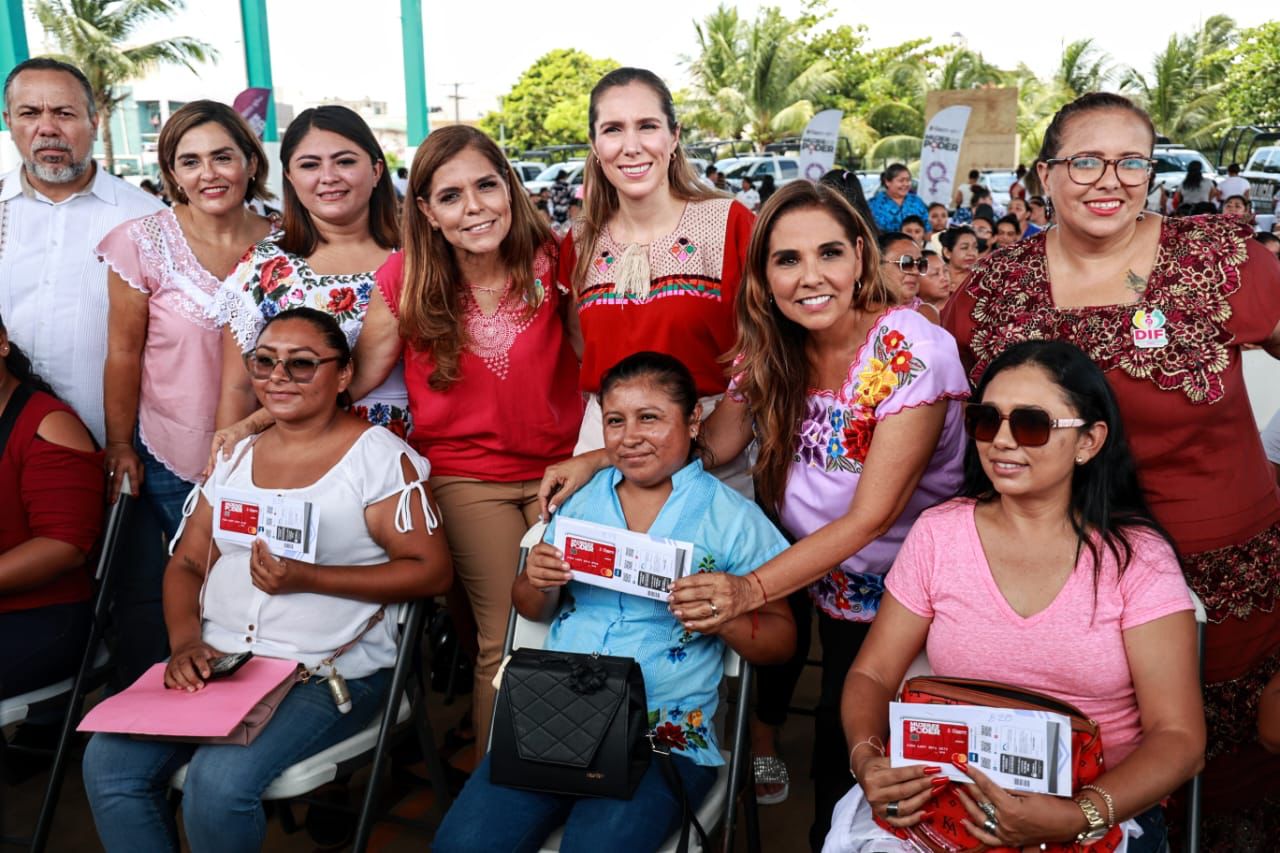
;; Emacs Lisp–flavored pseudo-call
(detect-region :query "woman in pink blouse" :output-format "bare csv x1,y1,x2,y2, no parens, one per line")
98,101,273,532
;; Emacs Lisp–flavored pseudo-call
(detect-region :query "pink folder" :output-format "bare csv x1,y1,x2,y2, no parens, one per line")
78,657,300,738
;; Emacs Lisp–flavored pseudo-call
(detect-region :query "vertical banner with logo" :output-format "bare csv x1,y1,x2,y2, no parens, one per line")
233,88,273,141
919,105,971,207
799,109,844,182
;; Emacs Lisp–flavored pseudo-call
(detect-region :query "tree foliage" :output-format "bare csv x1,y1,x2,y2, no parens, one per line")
479,49,618,152
32,0,215,171
1220,22,1280,126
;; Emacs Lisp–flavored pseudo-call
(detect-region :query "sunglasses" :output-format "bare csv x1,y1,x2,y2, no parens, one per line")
244,352,342,383
963,403,1086,447
881,255,928,273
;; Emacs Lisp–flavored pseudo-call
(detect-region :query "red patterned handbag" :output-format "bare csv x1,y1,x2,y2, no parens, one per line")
873,676,1124,853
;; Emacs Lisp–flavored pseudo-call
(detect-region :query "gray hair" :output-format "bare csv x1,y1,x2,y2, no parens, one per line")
4,57,97,119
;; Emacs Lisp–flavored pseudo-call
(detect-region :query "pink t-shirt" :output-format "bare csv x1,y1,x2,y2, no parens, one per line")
886,499,1193,767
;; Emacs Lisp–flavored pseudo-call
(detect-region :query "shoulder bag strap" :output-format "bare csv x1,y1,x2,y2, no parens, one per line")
0,383,35,458
654,748,710,853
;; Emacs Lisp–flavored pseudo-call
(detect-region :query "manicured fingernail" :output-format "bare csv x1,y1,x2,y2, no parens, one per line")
922,765,942,775
923,807,936,817
931,775,949,785
951,753,967,767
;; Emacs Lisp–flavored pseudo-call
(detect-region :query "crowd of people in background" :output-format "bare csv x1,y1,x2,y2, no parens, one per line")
2,52,1279,853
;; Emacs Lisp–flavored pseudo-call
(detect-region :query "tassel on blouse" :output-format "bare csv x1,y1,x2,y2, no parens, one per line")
395,481,440,534
614,243,653,301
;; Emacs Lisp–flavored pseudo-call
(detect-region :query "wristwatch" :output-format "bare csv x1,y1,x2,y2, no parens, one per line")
1074,796,1109,844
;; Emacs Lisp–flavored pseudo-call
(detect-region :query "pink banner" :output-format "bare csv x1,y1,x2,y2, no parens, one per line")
232,87,272,140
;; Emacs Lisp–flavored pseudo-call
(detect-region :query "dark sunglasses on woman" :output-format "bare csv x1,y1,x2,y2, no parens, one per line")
244,352,341,383
963,403,1087,447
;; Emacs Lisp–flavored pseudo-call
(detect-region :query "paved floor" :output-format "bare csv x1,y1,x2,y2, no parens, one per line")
3,631,824,852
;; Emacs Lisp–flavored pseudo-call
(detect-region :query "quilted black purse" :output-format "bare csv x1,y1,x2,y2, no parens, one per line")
490,648,650,799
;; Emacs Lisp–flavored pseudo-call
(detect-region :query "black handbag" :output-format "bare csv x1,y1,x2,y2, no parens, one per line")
490,648,651,799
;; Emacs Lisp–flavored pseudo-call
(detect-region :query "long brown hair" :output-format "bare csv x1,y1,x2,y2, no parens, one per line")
157,100,273,204
729,181,894,512
398,125,554,390
279,105,399,256
571,67,722,292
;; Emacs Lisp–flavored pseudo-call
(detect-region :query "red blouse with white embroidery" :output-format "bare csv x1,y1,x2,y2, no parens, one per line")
375,246,583,481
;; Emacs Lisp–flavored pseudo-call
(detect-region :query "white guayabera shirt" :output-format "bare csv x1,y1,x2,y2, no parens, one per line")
0,165,163,443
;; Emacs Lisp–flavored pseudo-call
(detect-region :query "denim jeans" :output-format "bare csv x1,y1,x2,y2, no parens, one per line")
83,669,390,853
1130,805,1167,852
135,430,194,541
434,753,718,853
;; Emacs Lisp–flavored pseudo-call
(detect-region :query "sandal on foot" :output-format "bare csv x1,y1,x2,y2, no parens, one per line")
753,754,790,805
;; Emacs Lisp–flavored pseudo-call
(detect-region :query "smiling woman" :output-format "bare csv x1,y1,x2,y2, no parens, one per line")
212,105,410,442
944,91,1280,843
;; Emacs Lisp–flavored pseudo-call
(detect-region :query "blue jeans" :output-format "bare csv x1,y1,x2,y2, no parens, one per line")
135,430,194,541
434,753,718,853
1130,805,1167,853
83,669,390,853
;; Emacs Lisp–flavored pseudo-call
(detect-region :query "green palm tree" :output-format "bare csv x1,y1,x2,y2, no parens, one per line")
1056,38,1112,99
33,0,215,171
1121,15,1236,149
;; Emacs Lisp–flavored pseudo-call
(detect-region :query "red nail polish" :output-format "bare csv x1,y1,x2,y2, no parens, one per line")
922,765,942,775
951,752,967,767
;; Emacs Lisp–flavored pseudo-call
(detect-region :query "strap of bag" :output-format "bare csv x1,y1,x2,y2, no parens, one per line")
653,746,710,853
0,383,34,458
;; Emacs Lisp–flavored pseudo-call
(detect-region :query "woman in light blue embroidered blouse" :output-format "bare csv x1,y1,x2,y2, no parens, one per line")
435,352,795,853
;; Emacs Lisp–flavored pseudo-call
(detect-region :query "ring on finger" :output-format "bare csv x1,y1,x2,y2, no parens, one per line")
982,816,999,835
708,600,718,617
978,801,997,820
885,800,899,818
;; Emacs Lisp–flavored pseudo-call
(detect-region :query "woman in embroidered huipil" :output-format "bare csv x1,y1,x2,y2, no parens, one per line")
540,182,970,849
944,92,1280,844
344,126,582,758
434,352,794,853
213,106,409,439
98,101,274,533
554,67,755,495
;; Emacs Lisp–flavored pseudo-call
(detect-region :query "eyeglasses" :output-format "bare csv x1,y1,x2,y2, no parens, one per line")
963,403,1087,447
244,352,342,383
881,256,927,273
1043,155,1154,187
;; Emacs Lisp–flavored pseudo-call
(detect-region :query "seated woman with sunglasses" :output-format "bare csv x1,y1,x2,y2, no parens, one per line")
827,340,1203,853
83,307,451,853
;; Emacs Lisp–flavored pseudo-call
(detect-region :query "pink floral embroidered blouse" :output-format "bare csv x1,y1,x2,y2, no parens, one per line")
96,208,227,482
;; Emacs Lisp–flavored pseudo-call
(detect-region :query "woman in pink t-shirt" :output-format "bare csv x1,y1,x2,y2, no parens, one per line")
831,340,1203,853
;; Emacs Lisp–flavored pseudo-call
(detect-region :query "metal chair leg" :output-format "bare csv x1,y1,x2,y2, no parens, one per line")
724,663,754,853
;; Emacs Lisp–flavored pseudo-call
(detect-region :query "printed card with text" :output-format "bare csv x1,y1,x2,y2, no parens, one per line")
552,517,693,601
889,701,1073,796
215,486,319,563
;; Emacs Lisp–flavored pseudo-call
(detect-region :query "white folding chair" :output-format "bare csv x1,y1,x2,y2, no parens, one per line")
169,597,452,852
1184,589,1208,853
489,521,759,853
3,476,134,852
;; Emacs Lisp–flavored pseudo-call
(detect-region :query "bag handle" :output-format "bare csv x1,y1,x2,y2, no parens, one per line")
651,739,709,853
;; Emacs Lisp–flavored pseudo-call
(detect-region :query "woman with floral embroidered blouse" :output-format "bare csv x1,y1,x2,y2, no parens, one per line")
435,351,794,853
213,105,409,439
555,67,755,495
343,126,583,758
542,182,970,850
943,92,1280,843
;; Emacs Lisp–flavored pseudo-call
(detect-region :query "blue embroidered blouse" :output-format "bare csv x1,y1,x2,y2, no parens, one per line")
543,459,788,766
868,190,931,234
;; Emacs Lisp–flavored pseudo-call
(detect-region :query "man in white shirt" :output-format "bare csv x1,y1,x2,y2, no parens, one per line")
1,57,163,445
1217,163,1251,207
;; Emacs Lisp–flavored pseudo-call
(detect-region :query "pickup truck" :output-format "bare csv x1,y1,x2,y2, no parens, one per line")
1242,146,1280,214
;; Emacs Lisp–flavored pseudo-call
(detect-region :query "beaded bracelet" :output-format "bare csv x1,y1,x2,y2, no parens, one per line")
1079,784,1116,827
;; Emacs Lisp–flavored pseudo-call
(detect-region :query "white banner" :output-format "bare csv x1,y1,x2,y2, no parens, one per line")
919,106,972,207
799,109,844,183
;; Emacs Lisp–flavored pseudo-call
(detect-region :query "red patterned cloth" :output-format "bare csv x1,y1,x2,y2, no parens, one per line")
944,215,1280,845
560,198,754,397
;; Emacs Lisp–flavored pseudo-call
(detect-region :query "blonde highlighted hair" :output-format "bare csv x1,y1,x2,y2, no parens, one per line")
571,67,723,292
397,125,555,390
729,180,896,511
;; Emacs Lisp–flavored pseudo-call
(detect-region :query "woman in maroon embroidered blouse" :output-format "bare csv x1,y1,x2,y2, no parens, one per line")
0,315,104,698
348,126,582,759
944,93,1280,845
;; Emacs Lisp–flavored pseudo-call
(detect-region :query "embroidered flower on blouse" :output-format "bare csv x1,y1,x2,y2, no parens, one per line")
796,396,834,467
328,286,358,315
654,722,688,750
